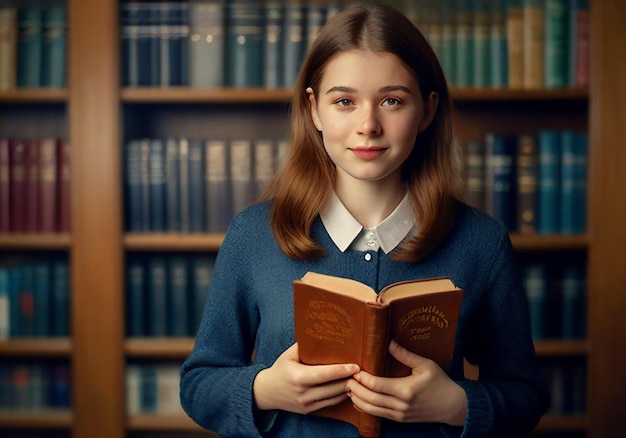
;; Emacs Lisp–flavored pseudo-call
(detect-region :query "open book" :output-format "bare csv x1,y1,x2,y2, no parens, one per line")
293,271,464,438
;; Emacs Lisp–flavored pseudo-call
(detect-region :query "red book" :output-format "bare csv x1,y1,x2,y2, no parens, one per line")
24,139,40,233
9,139,27,233
38,138,58,233
0,139,10,233
57,140,71,233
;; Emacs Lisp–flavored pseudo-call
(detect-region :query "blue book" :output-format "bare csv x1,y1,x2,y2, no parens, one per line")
306,1,326,52
282,1,306,87
20,265,35,337
537,130,561,234
139,364,158,413
454,0,473,88
167,256,189,336
188,0,225,88
125,140,144,232
440,0,457,85
121,2,151,86
560,130,587,234
204,140,232,232
33,263,50,337
147,3,161,86
544,0,569,88
159,2,189,86
561,265,586,339
17,8,43,87
41,6,67,88
485,133,517,230
50,363,71,408
225,0,264,87
263,0,284,88
148,139,166,232
0,269,8,339
188,139,205,232
472,0,491,88
178,138,190,232
126,255,146,337
489,0,508,88
51,260,70,337
190,255,215,334
522,264,547,340
164,138,181,232
147,256,168,337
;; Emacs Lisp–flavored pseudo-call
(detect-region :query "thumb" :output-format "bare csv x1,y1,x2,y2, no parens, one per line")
388,339,430,370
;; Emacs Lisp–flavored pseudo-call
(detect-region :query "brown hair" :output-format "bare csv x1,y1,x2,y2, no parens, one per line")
262,4,461,262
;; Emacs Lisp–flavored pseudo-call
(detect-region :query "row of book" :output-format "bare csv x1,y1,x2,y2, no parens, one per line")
540,358,585,415
126,361,185,416
120,0,589,90
0,5,67,90
0,138,71,234
0,361,71,411
461,129,587,234
521,261,586,340
0,258,71,339
126,253,216,337
124,137,288,233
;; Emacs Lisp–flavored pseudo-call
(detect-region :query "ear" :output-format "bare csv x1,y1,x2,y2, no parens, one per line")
417,91,439,133
306,87,323,131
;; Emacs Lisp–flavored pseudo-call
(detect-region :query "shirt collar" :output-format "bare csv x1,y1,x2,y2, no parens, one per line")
320,191,416,254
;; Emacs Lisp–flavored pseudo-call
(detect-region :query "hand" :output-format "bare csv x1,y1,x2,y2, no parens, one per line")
345,340,467,426
253,342,360,414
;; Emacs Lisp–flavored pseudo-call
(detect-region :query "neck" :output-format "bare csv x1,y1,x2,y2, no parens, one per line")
335,178,405,228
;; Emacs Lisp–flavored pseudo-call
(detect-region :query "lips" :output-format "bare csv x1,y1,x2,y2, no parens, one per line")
350,146,387,160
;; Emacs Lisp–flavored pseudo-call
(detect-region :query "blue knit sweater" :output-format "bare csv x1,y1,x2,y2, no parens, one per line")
180,201,549,437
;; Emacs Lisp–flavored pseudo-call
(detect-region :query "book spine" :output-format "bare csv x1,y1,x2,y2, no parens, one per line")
188,0,224,88
33,263,50,336
560,130,587,234
159,2,189,86
167,255,189,336
282,1,306,87
178,138,190,232
8,267,22,336
9,139,27,233
121,2,140,86
188,139,205,232
148,3,161,86
125,140,144,232
148,139,166,232
440,0,457,86
506,0,524,89
140,364,158,412
263,0,283,88
148,256,168,336
516,134,539,234
24,139,39,233
574,0,589,86
253,139,276,199
463,140,486,211
41,6,67,88
229,139,253,217
19,265,35,336
39,138,58,233
561,265,586,339
51,259,69,337
226,0,264,87
164,138,180,232
544,0,569,88
126,255,146,337
16,8,42,87
57,140,70,233
489,0,508,88
485,133,517,230
522,0,545,89
472,0,491,88
522,263,547,339
0,139,10,232
305,2,326,53
140,138,151,231
537,130,561,234
0,269,9,339
191,255,214,334
454,0,473,88
0,7,18,90
126,364,142,415
204,139,231,232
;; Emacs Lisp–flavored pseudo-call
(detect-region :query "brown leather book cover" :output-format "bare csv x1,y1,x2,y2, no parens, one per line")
293,272,464,437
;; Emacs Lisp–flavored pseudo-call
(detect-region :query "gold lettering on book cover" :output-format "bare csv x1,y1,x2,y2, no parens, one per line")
398,305,450,339
304,299,355,344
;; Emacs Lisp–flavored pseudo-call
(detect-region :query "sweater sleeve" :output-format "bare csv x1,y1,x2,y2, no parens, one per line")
454,230,550,437
179,213,268,438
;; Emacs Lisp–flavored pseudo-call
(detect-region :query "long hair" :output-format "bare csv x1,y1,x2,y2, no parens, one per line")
262,4,461,262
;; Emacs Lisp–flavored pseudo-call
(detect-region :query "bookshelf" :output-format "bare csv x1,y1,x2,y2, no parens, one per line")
0,0,625,437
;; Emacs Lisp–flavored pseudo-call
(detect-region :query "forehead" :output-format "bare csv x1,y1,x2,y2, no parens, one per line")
320,49,416,90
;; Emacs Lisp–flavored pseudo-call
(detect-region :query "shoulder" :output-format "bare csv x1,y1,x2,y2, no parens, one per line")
219,201,276,254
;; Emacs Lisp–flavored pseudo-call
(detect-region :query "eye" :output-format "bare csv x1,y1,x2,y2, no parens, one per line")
334,98,353,107
382,97,401,107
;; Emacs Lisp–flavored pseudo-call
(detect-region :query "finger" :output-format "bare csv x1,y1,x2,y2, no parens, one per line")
298,362,360,387
348,379,407,421
388,339,431,371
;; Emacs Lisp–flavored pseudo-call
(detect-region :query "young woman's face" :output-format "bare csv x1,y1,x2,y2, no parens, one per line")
308,49,436,189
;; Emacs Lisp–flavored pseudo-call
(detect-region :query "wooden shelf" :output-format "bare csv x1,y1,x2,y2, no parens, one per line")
125,338,195,359
127,414,214,433
537,414,587,431
0,338,72,357
535,339,588,356
510,234,588,251
0,409,72,429
451,87,588,101
124,233,223,251
0,233,72,250
0,88,68,102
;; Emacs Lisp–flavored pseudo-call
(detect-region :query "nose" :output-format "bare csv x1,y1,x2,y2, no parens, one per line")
357,105,382,136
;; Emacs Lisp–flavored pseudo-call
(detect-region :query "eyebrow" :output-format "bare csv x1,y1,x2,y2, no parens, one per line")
325,85,412,95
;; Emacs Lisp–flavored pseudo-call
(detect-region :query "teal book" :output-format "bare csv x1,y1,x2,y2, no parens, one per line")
306,1,326,53
263,0,284,88
164,138,181,232
19,265,35,337
230,139,254,217
125,140,144,232
454,0,473,88
178,138,190,232
537,130,561,234
33,262,51,336
560,130,587,234
17,8,42,87
561,265,586,339
41,6,66,88
148,139,166,232
188,139,205,232
489,0,508,88
167,256,189,336
485,133,517,230
441,0,457,85
159,2,189,86
204,139,232,232
282,1,306,87
139,364,158,412
188,0,224,88
472,0,491,88
148,256,168,337
544,0,569,88
0,269,8,339
190,255,214,334
225,0,264,87
126,255,146,337
522,264,547,339
51,259,69,337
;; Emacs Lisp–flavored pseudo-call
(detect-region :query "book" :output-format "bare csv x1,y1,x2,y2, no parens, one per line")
522,0,545,89
522,263,547,339
38,138,58,233
282,1,306,87
293,271,463,438
560,130,587,234
16,8,43,87
489,0,508,88
537,130,561,234
225,0,264,87
544,0,569,88
126,254,146,337
484,133,517,230
229,139,253,218
148,139,166,232
41,6,67,88
188,0,225,88
188,139,205,232
463,140,486,211
57,139,70,233
158,2,189,87
516,134,539,234
9,139,27,233
454,0,473,88
0,139,9,232
0,7,17,90
506,0,524,89
164,138,181,232
263,0,283,88
24,139,40,233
